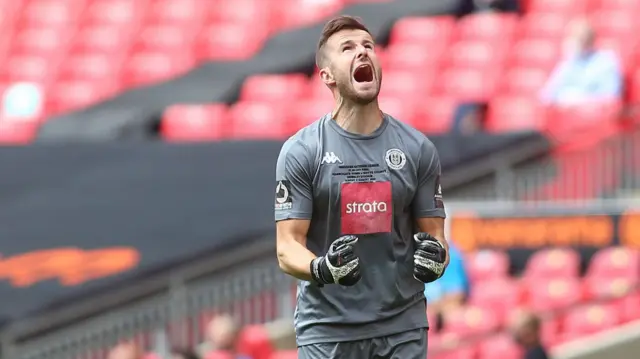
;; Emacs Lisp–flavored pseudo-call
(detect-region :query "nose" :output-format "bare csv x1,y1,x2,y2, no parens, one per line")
355,44,368,59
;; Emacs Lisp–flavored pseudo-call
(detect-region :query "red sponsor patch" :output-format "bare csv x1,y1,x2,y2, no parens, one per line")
340,181,392,235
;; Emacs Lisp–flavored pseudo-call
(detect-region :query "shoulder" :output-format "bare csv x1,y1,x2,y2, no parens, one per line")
385,114,437,155
279,116,327,161
593,49,620,67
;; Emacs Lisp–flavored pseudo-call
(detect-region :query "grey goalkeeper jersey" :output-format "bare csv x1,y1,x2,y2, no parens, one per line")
274,114,446,346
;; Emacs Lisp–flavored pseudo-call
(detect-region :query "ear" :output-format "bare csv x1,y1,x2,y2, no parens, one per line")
319,67,336,87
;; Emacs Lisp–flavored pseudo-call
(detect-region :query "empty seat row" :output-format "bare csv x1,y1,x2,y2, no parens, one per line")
466,246,639,283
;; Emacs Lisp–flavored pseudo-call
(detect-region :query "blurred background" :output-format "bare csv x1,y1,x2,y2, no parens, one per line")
0,0,639,358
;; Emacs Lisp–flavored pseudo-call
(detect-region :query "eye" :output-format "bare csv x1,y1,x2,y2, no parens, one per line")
342,45,353,52
365,44,374,49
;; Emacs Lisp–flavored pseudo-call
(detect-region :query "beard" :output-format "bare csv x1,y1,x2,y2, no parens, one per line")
334,69,382,105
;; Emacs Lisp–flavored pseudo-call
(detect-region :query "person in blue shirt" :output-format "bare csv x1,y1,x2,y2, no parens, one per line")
424,240,470,329
540,18,622,106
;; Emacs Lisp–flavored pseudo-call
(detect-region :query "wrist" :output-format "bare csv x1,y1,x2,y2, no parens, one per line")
310,257,332,285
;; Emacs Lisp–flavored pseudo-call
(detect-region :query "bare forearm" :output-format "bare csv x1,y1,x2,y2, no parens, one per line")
277,237,317,281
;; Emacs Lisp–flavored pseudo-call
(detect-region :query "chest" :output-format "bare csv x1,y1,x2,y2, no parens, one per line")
312,139,419,210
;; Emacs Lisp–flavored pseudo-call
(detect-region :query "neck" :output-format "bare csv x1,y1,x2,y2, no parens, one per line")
332,98,383,135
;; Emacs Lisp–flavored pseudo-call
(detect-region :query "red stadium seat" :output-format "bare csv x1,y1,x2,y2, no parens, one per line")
269,350,298,359
378,70,435,99
499,67,549,96
289,98,333,128
591,0,640,11
59,51,125,81
616,290,640,322
413,96,457,134
194,22,267,60
228,101,291,139
240,74,309,102
510,39,560,69
389,16,456,45
525,278,583,312
590,10,639,39
160,104,228,141
208,0,271,26
524,248,581,279
204,351,234,359
540,317,561,347
277,0,345,29
587,247,640,280
46,79,118,115
20,0,86,27
384,43,447,70
527,0,588,14
121,50,194,87
83,0,150,26
468,279,522,323
440,347,476,359
0,118,39,144
545,100,622,137
436,68,499,101
145,0,207,26
563,303,621,340
236,324,273,359
378,96,417,124
456,13,518,42
71,23,137,54
445,40,508,70
518,12,568,39
442,306,500,336
0,52,59,84
630,70,640,102
134,23,199,52
584,276,636,300
595,37,636,72
9,26,74,58
477,334,522,359
464,250,510,283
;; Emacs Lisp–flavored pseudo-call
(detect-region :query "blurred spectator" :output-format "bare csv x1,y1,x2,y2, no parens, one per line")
451,103,487,136
197,314,245,358
459,0,520,15
540,18,622,106
107,341,143,359
508,310,549,359
171,347,200,359
1,82,43,119
425,240,470,329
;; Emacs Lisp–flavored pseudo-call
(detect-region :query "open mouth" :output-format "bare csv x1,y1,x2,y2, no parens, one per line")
353,64,374,83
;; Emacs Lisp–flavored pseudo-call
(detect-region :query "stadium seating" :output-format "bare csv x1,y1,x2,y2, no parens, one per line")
0,0,637,146
175,246,640,359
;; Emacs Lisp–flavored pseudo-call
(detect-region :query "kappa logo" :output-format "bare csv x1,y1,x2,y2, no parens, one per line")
322,152,342,164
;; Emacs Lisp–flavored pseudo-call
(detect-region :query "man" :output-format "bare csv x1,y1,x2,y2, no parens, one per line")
540,17,622,106
275,15,449,359
196,314,244,358
509,310,549,359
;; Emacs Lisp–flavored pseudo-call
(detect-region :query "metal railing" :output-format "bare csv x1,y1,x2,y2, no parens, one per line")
448,125,640,203
2,197,638,358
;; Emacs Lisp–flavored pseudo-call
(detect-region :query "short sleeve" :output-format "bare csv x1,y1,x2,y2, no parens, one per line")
412,139,446,218
274,138,314,221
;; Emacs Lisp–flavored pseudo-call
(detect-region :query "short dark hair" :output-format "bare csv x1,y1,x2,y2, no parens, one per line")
316,15,372,68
